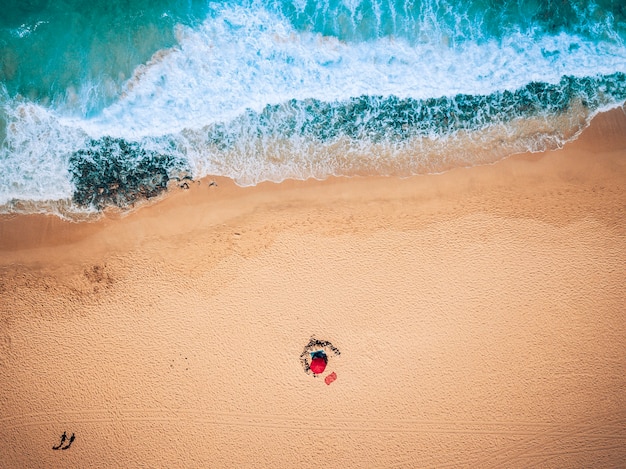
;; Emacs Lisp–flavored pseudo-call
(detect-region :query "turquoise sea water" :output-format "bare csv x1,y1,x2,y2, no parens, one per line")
1,0,626,216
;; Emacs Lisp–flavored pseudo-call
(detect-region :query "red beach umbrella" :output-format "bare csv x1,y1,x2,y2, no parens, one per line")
310,357,327,374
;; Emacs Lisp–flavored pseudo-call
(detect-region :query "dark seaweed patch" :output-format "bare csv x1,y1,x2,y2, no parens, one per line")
205,72,626,146
69,136,187,210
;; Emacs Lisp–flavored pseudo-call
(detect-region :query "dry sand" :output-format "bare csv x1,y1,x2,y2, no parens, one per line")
1,109,625,468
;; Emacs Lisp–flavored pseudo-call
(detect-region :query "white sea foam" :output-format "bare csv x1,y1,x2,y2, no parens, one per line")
1,5,626,211
0,99,85,206
78,6,626,138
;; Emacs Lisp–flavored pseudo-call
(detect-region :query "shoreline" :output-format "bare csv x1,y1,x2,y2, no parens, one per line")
1,107,625,467
2,106,626,259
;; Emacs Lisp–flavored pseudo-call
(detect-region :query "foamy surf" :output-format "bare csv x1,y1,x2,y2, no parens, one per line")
1,1,626,218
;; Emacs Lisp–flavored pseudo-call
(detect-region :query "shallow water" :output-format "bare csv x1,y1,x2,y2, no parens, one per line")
1,0,625,216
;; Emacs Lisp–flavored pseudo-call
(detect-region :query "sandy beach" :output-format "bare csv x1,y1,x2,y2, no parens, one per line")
1,108,625,468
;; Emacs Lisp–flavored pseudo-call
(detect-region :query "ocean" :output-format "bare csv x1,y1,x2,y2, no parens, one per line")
1,0,625,218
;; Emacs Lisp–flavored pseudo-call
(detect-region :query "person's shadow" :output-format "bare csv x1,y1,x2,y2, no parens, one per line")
52,432,75,450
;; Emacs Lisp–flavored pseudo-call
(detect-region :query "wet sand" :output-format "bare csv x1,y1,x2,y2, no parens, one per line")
1,109,625,468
